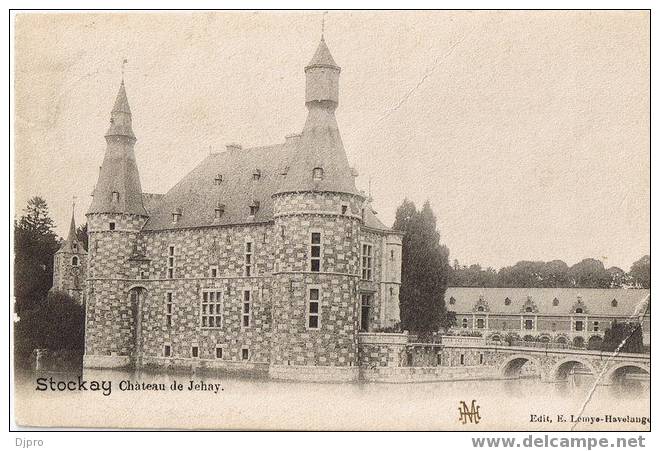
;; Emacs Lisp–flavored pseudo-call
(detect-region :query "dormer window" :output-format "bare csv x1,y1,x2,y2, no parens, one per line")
312,167,324,181
72,243,78,252
553,297,559,306
504,297,511,306
71,256,79,266
525,307,532,313
611,298,618,307
449,296,456,305
214,174,223,185
172,208,182,224
252,169,261,181
111,191,120,202
249,201,260,217
575,308,583,314
477,306,484,312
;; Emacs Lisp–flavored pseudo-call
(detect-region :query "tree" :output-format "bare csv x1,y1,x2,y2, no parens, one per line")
601,320,644,354
14,291,85,367
393,199,450,336
629,255,650,289
75,223,89,251
568,258,611,288
497,261,546,288
540,260,570,287
14,197,60,313
606,266,627,288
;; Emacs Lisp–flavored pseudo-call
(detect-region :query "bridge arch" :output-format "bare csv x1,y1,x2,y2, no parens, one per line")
499,354,541,379
602,362,649,385
548,356,597,382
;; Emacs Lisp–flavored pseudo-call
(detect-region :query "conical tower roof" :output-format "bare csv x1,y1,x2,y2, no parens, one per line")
57,207,85,254
306,37,339,69
88,80,147,216
277,37,358,196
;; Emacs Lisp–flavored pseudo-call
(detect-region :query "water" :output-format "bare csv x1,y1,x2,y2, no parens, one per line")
14,368,649,430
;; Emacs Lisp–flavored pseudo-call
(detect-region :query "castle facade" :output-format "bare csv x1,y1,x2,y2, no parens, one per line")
79,36,403,381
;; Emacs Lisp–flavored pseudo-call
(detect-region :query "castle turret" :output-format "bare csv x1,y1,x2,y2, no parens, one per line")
270,36,365,381
52,203,87,302
84,79,148,369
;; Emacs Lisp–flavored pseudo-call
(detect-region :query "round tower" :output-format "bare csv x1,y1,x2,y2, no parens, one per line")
269,37,366,382
84,80,149,369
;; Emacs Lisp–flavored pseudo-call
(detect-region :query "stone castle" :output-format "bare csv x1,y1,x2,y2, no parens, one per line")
53,36,403,381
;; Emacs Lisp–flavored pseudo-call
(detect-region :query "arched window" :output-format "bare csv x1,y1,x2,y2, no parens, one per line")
312,167,324,181
71,256,79,266
611,298,618,307
477,306,484,312
525,306,532,313
575,308,583,314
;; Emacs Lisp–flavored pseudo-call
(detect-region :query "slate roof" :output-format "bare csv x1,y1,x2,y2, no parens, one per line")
142,140,389,232
306,37,339,69
445,287,650,317
56,211,86,254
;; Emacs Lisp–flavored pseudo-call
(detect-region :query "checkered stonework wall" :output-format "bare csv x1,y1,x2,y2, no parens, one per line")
52,251,87,302
270,191,364,367
86,211,275,363
84,193,402,371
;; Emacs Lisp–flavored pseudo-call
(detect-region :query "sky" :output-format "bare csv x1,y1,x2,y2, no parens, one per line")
13,11,649,271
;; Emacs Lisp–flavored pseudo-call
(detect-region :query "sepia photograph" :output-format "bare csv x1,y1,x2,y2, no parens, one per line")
10,9,650,433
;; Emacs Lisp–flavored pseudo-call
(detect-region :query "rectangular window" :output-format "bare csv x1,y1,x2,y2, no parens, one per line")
460,354,465,365
244,242,253,276
341,203,348,215
167,246,175,279
209,266,218,278
241,348,249,360
361,244,373,280
310,232,321,272
575,321,584,332
215,347,223,359
593,321,599,332
191,346,199,358
201,289,223,329
242,290,252,328
476,318,485,329
308,287,320,329
163,345,171,357
165,292,173,327
109,222,116,231
525,319,534,330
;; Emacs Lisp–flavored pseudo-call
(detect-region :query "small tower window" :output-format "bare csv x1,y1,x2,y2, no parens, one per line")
214,174,223,185
312,167,324,181
71,256,79,266
310,232,322,272
111,191,120,202
611,298,618,307
341,203,348,215
109,222,116,231
252,169,261,181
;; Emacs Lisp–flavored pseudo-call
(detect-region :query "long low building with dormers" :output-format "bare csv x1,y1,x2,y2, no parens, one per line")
445,287,650,347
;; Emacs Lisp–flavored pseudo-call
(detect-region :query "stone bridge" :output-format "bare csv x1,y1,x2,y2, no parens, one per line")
358,333,650,384
439,340,650,385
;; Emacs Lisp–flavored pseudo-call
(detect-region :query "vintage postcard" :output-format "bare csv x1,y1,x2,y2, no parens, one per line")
11,10,650,432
